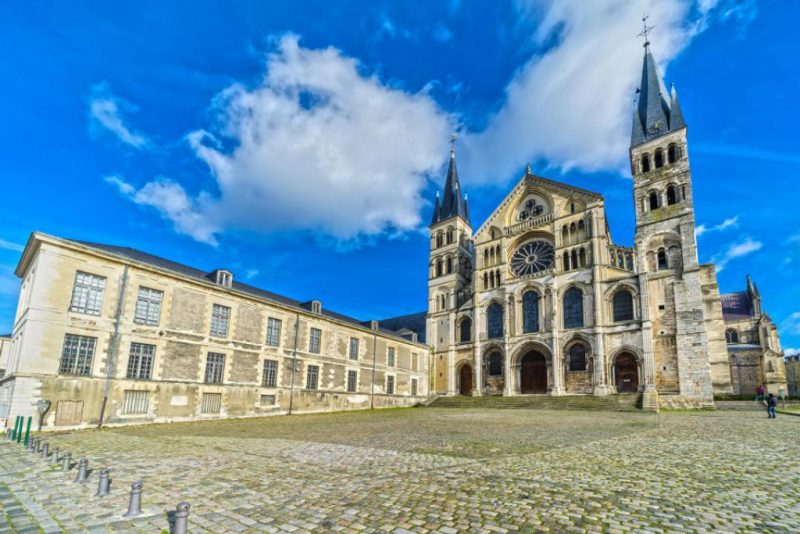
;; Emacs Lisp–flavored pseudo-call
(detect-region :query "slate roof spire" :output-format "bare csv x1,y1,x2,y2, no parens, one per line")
631,26,686,147
431,135,470,226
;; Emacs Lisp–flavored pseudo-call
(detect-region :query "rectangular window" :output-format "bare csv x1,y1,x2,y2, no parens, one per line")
266,317,282,346
262,359,278,387
260,394,276,406
210,304,231,337
411,378,418,396
59,334,96,376
306,364,319,390
201,393,222,414
349,337,359,360
204,352,226,384
134,287,163,326
387,347,395,367
126,343,155,380
309,328,322,354
69,271,106,315
347,370,357,392
386,375,395,395
122,390,149,414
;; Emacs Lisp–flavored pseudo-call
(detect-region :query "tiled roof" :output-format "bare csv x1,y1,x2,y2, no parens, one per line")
727,343,762,352
378,311,427,344
70,240,424,345
721,291,754,322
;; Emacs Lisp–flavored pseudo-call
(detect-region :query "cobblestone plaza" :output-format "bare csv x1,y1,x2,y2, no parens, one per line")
1,408,798,533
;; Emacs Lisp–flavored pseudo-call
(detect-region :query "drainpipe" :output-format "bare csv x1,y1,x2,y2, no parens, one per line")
98,265,129,428
287,312,300,415
370,332,377,409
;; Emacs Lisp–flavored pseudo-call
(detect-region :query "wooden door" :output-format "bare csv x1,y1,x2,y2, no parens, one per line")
521,353,547,393
54,400,84,426
459,365,473,396
615,354,639,393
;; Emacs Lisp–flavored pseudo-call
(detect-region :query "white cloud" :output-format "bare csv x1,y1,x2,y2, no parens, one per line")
712,238,763,272
0,239,24,253
696,215,739,237
111,35,451,245
785,347,800,358
781,313,800,336
89,82,150,149
460,0,750,182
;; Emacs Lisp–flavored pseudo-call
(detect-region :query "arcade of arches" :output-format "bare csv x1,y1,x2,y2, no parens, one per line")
454,348,643,396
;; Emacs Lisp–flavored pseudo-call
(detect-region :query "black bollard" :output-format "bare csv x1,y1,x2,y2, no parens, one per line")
50,448,60,465
28,437,38,451
171,502,190,534
40,441,49,459
73,458,88,483
61,452,72,472
123,481,143,517
95,468,111,497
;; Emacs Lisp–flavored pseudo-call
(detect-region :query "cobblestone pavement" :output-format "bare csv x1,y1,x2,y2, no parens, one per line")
1,408,798,533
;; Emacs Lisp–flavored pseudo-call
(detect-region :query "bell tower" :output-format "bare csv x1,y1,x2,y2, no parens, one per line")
629,23,717,407
427,137,473,395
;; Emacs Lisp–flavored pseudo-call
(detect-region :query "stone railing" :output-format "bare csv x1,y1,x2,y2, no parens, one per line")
504,213,553,237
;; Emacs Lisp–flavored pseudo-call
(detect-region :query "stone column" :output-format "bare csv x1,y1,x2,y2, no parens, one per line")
473,305,483,396
549,281,563,395
638,272,659,411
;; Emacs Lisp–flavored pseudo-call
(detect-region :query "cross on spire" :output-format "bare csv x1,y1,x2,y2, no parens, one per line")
449,132,457,156
637,14,654,48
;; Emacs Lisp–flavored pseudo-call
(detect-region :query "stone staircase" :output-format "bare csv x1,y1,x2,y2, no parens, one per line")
428,393,642,412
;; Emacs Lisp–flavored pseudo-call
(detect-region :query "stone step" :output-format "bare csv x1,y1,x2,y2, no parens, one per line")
428,394,642,411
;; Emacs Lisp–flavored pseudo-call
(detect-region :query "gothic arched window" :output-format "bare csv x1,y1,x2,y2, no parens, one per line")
641,153,651,173
657,249,668,270
613,290,634,322
446,257,453,274
436,233,443,247
654,149,664,168
579,248,587,268
725,328,739,343
522,291,540,333
487,302,504,339
436,259,443,277
571,250,578,270
460,318,472,342
563,251,570,271
483,272,488,290
487,351,502,376
563,287,584,329
568,344,587,371
649,191,659,210
666,185,677,205
668,144,678,163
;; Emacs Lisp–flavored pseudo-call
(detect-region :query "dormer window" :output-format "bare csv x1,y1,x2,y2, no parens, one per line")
211,269,233,288
311,300,322,314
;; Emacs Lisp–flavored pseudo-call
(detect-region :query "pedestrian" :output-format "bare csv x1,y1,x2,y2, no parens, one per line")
767,393,777,419
755,384,765,404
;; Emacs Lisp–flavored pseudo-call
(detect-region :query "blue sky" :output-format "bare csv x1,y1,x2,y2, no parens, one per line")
1,0,799,350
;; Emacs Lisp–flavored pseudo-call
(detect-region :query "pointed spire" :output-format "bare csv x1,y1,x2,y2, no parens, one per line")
525,162,532,175
431,190,441,225
669,82,686,130
464,193,470,222
630,21,686,148
436,134,469,225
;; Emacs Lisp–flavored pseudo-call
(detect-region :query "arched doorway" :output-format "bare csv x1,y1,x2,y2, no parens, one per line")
459,364,473,396
614,353,639,393
520,352,547,394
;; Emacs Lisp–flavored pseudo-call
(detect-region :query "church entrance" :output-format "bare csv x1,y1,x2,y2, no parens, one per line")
614,353,639,393
520,352,547,394
459,364,473,396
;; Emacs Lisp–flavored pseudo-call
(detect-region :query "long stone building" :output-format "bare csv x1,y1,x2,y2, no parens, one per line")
0,234,428,429
424,43,787,409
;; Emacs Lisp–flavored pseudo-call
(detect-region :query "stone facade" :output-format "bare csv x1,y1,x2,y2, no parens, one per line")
427,45,787,410
0,234,428,429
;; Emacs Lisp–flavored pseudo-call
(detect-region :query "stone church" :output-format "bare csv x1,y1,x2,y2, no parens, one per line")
424,43,787,409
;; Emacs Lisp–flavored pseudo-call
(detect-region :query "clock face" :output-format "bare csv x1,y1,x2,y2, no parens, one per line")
510,240,555,277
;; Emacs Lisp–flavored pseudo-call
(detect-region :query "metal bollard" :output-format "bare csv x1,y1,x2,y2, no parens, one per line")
123,481,144,517
171,502,190,534
35,437,43,453
40,441,49,459
29,437,39,452
50,448,60,465
95,468,111,497
73,458,89,483
61,452,72,472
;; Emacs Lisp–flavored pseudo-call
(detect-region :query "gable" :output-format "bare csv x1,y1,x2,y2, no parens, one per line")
474,173,602,242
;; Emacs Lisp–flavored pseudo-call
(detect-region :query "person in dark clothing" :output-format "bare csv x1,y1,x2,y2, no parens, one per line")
767,393,777,419
755,384,766,404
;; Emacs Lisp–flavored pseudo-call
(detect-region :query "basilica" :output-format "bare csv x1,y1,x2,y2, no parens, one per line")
424,43,787,409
